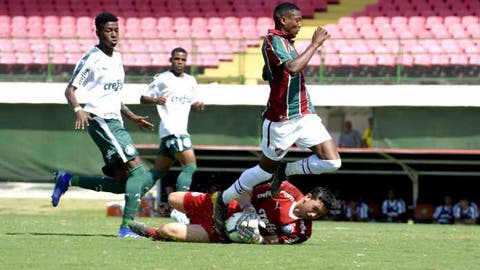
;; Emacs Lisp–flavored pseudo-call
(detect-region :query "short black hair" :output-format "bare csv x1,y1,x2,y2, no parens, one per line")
171,47,187,57
95,12,118,30
309,187,336,211
273,2,300,25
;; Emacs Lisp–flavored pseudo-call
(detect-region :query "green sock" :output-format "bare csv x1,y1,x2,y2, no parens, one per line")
121,164,156,227
71,175,79,186
176,163,196,191
75,175,125,194
151,168,167,182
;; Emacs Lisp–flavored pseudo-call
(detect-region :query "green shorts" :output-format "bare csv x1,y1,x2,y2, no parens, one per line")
158,134,193,159
88,117,139,169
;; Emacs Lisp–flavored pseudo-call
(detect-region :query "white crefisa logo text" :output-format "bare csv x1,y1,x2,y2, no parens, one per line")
104,80,124,91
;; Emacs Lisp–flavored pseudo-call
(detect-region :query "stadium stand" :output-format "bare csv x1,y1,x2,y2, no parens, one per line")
0,0,478,83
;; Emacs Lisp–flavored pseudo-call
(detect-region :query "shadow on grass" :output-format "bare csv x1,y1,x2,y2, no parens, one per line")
5,232,116,238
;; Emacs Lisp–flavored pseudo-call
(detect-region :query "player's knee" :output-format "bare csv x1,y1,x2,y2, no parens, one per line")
167,192,183,206
157,223,181,240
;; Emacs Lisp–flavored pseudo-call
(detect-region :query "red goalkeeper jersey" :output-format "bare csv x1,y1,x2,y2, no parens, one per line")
250,181,312,244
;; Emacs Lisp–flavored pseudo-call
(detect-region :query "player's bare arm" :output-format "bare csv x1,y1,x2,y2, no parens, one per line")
65,84,91,130
140,95,167,105
284,26,330,75
120,103,154,130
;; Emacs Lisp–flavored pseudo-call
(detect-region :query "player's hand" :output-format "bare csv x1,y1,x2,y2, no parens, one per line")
74,110,91,130
192,102,205,111
238,227,264,244
236,205,266,243
131,115,154,131
155,96,168,105
311,26,330,48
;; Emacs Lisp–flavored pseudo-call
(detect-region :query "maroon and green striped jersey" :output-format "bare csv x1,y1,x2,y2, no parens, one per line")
261,29,315,122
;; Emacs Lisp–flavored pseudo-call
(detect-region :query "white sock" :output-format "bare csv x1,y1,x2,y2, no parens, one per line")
222,165,272,204
170,209,190,224
285,155,341,176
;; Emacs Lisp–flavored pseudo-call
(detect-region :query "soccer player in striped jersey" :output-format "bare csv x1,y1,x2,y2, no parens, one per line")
140,47,204,224
50,12,160,238
345,199,369,222
128,181,336,244
433,195,454,224
381,189,406,222
453,198,478,225
214,2,341,238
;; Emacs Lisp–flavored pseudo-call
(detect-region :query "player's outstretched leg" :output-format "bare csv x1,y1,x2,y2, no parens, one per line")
270,161,287,197
212,191,227,241
128,220,157,238
51,170,73,207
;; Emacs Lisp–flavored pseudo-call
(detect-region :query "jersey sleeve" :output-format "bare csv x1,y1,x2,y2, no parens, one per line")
191,76,200,104
69,55,93,89
144,74,165,98
264,35,293,68
277,219,312,244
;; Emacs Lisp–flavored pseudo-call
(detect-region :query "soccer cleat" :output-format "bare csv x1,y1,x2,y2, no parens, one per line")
212,191,228,241
51,170,73,207
118,226,145,238
127,220,158,238
270,162,287,197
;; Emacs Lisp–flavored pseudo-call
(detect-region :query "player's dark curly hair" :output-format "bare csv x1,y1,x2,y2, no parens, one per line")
171,47,187,57
95,12,118,30
309,187,336,210
273,2,300,25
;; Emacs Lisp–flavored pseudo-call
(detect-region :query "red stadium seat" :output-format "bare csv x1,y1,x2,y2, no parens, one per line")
0,52,17,64
414,203,434,223
469,55,480,65
359,54,377,66
414,54,432,66
372,16,390,28
431,54,450,65
324,54,340,66
400,54,414,66
450,54,468,65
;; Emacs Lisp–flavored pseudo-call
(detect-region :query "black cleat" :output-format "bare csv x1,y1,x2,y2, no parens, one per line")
212,191,228,241
271,162,287,197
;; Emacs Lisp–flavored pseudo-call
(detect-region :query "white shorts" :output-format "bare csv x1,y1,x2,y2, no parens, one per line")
261,114,332,161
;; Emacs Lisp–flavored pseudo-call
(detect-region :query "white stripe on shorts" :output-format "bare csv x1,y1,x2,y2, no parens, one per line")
94,117,129,162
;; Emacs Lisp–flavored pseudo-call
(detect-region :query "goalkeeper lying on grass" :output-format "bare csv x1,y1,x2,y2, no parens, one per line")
129,181,336,244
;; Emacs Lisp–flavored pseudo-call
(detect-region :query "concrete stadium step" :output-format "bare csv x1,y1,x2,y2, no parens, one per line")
200,0,377,84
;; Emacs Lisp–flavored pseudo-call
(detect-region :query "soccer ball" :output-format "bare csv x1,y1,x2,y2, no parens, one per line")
225,212,243,243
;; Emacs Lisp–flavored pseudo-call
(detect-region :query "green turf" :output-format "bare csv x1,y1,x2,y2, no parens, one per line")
1,198,479,270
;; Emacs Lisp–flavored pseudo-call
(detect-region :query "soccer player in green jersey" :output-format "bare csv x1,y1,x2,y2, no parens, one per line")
140,47,204,223
51,12,164,238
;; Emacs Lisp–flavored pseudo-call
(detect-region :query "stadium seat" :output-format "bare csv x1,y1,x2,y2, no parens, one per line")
431,54,450,65
469,55,480,65
372,16,389,28
414,203,434,223
359,54,377,66
0,52,17,64
324,54,340,66
450,54,468,65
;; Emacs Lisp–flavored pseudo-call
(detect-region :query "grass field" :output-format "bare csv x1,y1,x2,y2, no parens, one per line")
1,198,479,270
